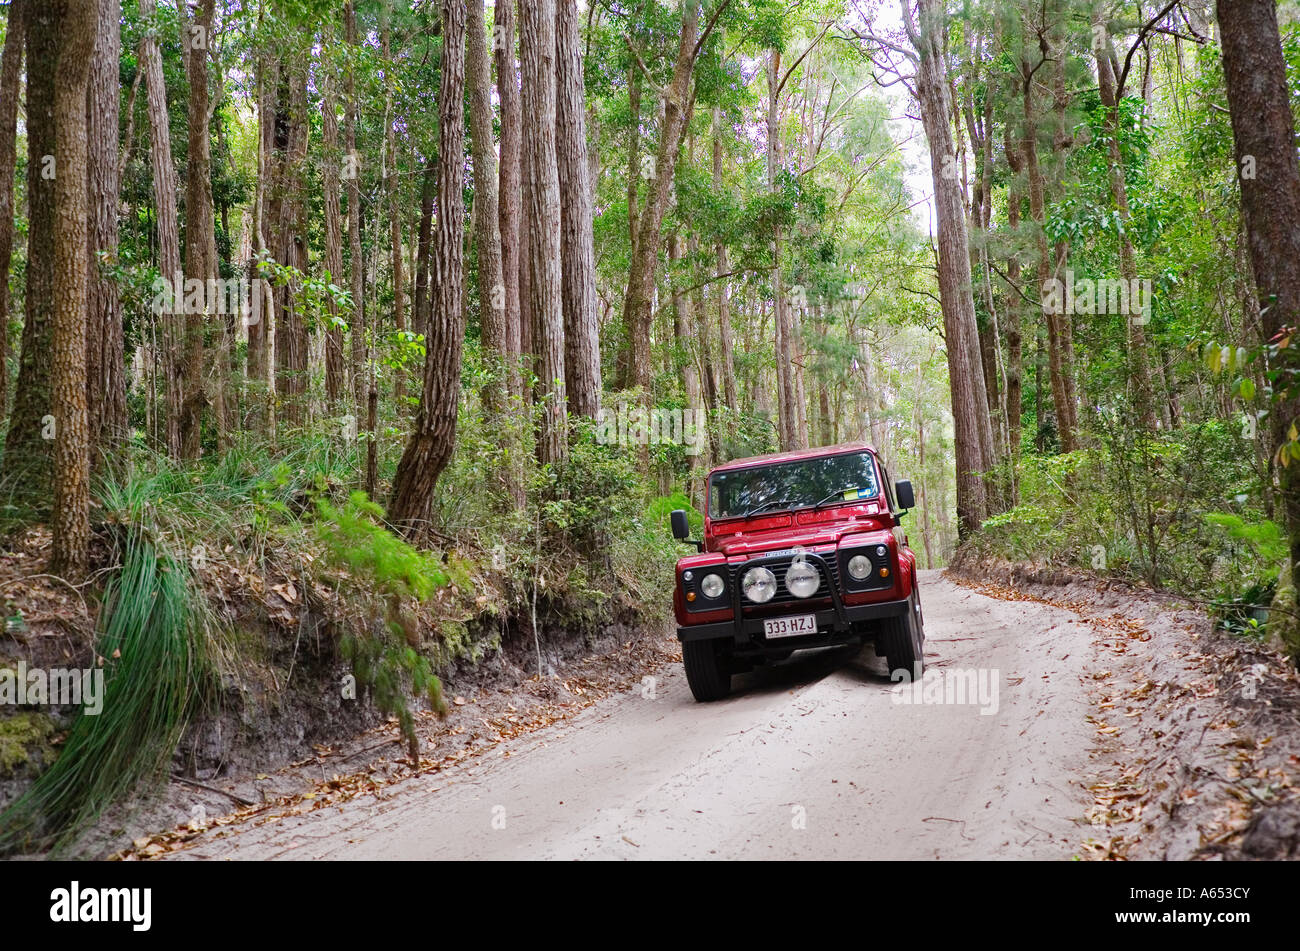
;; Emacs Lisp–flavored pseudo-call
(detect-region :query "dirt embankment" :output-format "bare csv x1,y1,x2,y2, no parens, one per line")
948,554,1300,860
0,525,673,858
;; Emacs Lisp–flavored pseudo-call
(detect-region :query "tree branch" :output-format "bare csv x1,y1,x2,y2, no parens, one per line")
1116,0,1180,98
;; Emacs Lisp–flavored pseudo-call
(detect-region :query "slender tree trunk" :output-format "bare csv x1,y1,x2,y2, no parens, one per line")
1022,51,1074,453
250,41,276,424
383,21,406,411
139,0,184,457
86,0,126,457
712,105,738,412
768,48,800,451
494,0,523,399
556,0,601,417
321,48,346,409
180,0,216,460
50,0,96,575
389,0,467,537
274,61,309,427
518,131,534,368
412,160,434,344
1050,33,1080,440
669,233,701,414
1003,119,1023,499
520,0,567,463
622,2,708,395
613,62,642,392
1093,13,1157,430
345,1,367,429
0,0,28,427
468,0,507,412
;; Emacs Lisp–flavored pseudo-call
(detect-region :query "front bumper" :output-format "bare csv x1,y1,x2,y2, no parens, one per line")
677,597,908,652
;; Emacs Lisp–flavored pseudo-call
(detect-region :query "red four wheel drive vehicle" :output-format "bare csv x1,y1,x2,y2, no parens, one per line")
669,442,925,702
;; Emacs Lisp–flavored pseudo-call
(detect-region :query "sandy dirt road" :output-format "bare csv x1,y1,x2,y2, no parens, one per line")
176,570,1107,860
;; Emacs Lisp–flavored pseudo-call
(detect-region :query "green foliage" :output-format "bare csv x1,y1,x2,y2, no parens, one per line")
974,417,1283,622
313,492,449,758
314,491,448,601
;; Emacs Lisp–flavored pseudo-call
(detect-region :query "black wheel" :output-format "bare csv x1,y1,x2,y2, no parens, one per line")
881,592,925,680
683,638,732,701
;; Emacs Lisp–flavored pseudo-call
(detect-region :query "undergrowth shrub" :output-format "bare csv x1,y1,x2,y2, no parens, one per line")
972,418,1284,632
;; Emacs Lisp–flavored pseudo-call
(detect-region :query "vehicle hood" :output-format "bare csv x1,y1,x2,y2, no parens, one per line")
710,517,891,557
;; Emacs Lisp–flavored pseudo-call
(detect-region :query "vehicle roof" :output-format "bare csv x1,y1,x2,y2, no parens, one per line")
709,441,878,475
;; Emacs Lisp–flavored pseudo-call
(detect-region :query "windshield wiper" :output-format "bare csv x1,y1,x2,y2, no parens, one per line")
813,488,859,509
743,496,798,518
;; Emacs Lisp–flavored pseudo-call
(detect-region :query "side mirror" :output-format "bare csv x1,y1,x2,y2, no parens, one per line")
895,480,915,512
670,509,691,541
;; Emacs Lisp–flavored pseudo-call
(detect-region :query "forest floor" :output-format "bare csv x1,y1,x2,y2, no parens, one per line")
108,567,1300,861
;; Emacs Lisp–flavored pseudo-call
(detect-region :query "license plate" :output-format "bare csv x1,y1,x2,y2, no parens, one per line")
762,614,818,639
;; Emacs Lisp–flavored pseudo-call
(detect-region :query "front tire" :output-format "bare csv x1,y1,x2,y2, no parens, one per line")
683,638,732,701
881,592,925,680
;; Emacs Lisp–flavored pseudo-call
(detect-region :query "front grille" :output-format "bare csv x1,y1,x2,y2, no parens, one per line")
730,554,838,609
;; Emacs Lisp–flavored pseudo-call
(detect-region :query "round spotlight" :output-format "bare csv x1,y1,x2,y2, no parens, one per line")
785,562,819,598
742,566,777,603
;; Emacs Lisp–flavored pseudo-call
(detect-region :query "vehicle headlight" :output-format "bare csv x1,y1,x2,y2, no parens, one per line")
785,562,819,598
742,566,776,603
700,572,725,599
848,554,872,579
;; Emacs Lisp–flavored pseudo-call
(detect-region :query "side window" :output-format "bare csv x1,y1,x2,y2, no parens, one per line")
881,463,896,510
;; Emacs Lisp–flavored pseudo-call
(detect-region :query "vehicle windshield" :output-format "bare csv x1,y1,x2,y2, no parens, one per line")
708,451,881,519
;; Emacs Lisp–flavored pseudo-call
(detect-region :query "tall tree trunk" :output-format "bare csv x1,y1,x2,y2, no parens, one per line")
468,0,507,412
50,0,96,576
712,105,738,412
1093,12,1157,430
1216,0,1300,599
412,160,434,344
321,47,346,409
389,0,467,537
518,131,534,368
86,0,126,457
1049,30,1079,440
4,0,58,482
613,61,642,392
345,1,367,429
621,2,712,395
274,61,309,427
0,0,28,427
906,0,993,535
180,0,217,460
494,0,523,399
250,40,277,423
556,0,601,417
1003,118,1024,499
1021,49,1074,453
768,48,800,451
669,233,701,413
520,0,567,464
139,0,184,458
383,21,406,411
